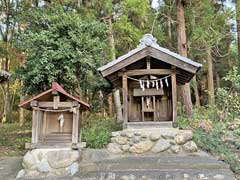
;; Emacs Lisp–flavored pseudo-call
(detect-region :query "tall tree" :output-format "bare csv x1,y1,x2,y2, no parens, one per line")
16,5,107,98
236,0,240,64
176,0,193,117
0,0,21,123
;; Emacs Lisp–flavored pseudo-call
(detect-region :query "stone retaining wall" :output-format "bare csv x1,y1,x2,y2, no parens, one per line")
107,129,198,154
17,148,80,178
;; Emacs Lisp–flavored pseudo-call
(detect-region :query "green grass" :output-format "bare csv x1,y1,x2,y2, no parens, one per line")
0,123,31,156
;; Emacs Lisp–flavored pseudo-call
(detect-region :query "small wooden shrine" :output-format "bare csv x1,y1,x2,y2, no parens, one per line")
19,82,90,149
98,34,202,128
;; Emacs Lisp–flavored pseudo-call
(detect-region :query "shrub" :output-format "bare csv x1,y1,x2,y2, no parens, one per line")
81,116,122,148
193,127,240,174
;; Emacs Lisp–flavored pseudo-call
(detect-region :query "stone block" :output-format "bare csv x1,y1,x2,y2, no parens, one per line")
129,141,153,154
151,139,170,153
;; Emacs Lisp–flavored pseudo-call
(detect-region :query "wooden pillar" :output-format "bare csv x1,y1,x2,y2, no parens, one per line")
42,111,47,141
171,67,177,127
30,100,40,144
122,74,128,128
52,90,60,109
78,109,83,142
72,102,80,144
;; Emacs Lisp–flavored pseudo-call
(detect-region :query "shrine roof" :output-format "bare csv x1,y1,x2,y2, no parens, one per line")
19,82,90,109
98,34,202,77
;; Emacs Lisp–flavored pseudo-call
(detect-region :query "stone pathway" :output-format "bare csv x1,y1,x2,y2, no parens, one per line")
0,150,236,180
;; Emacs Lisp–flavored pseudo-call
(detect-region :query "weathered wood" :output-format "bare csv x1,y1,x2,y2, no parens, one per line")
141,97,144,121
133,88,164,97
32,109,38,143
78,109,82,142
148,47,197,74
53,95,60,109
118,69,172,76
38,101,72,108
52,90,58,95
171,67,177,126
30,100,38,107
101,46,198,78
146,56,151,70
122,74,128,127
72,108,79,144
102,49,148,77
153,96,156,121
42,112,47,139
72,101,79,107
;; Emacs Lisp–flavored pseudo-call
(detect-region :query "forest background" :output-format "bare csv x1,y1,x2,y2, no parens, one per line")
0,0,240,174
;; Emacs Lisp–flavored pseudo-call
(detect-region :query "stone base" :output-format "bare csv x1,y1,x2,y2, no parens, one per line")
107,128,198,154
16,148,81,179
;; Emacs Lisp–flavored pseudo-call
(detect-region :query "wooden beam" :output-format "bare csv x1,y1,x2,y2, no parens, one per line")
171,67,177,127
148,47,197,74
30,100,38,107
102,49,148,77
118,69,172,76
38,101,73,108
146,56,151,70
32,109,40,144
72,108,79,144
53,95,60,109
42,112,47,141
52,90,58,95
122,74,128,128
133,88,164,96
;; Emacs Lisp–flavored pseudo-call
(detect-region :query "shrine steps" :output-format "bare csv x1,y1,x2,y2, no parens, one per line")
126,121,173,129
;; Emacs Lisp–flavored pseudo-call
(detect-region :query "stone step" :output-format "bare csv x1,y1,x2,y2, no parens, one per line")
79,155,229,172
127,121,173,129
77,154,236,180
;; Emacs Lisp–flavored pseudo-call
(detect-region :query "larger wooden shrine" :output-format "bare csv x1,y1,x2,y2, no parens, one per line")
19,82,90,149
98,34,202,128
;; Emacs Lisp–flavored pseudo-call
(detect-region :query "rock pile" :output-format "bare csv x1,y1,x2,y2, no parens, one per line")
16,148,80,178
107,129,198,154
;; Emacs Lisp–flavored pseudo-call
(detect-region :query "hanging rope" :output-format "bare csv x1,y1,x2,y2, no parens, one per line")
127,75,171,82
32,106,79,114
128,75,171,91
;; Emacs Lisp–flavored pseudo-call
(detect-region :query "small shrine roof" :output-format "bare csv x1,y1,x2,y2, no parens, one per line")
19,82,90,109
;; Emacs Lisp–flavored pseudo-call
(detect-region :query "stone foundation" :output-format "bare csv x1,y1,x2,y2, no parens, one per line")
107,128,198,154
16,148,80,179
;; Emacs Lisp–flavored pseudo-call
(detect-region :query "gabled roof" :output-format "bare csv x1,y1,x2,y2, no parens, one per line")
19,82,90,109
98,34,202,78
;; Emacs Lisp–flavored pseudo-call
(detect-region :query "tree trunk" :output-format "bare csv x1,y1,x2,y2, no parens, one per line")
108,17,123,121
108,18,116,61
113,89,123,123
215,71,220,89
19,95,25,127
107,93,113,117
192,76,200,107
206,46,215,105
176,0,193,117
236,0,240,63
2,82,10,124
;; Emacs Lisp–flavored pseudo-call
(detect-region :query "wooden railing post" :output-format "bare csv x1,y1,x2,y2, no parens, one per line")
171,67,177,127
122,74,128,128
